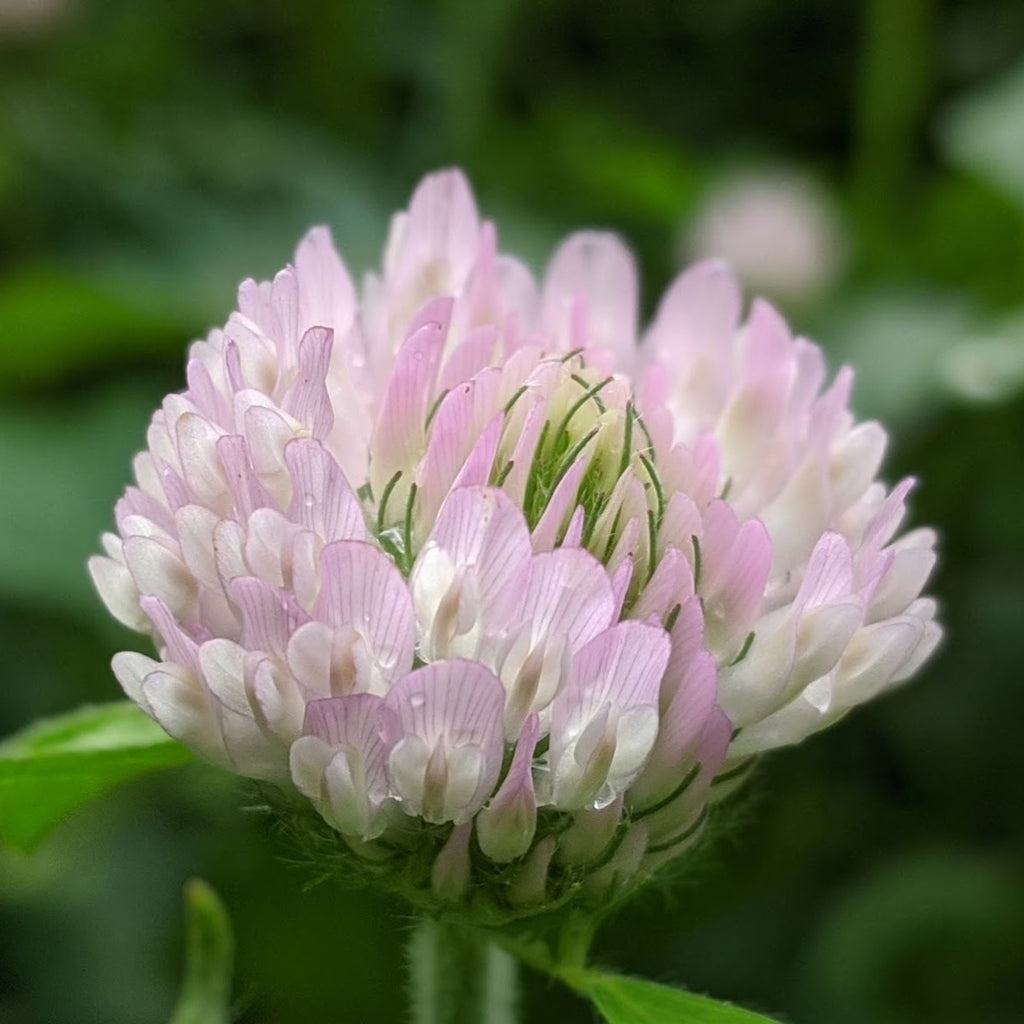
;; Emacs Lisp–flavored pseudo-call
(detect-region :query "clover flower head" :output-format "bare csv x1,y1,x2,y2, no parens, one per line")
91,170,940,917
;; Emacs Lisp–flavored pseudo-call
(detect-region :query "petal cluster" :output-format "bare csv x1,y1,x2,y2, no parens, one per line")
91,169,938,915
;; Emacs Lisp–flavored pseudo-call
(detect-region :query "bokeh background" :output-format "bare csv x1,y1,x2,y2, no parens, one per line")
2,1,1023,1021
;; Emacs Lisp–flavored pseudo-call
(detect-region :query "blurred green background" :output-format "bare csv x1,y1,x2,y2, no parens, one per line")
1,1,1023,1021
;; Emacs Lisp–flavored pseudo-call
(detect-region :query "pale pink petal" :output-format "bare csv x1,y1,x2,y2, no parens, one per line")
291,692,389,838
229,576,308,659
89,552,147,631
282,326,335,440
381,660,505,823
415,369,503,529
437,324,500,393
122,536,197,622
369,300,450,503
476,714,539,862
549,622,669,809
386,169,480,294
216,435,273,520
111,650,160,709
294,225,357,337
543,232,638,370
314,540,416,687
285,437,365,543
643,259,742,435
142,666,228,766
411,487,532,660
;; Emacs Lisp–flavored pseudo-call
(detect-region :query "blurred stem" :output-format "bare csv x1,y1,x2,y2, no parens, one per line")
436,0,518,160
852,0,934,234
168,879,234,1024
409,919,518,1024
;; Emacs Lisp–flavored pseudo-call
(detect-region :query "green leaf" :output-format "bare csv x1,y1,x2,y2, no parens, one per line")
577,971,785,1024
0,701,192,853
0,265,193,392
169,879,235,1024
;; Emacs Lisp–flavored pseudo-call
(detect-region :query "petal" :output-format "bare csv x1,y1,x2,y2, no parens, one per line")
294,225,357,337
285,437,365,543
122,536,197,621
230,576,308,659
369,302,450,504
382,660,506,822
543,232,638,370
412,487,532,660
386,169,480,294
142,666,228,766
643,259,742,434
476,714,539,862
282,326,335,440
315,541,416,685
111,650,159,709
89,551,147,632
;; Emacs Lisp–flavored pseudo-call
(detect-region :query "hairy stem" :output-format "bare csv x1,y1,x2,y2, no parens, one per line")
409,918,519,1024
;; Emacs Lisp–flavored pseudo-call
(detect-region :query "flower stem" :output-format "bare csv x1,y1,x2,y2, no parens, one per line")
409,918,518,1024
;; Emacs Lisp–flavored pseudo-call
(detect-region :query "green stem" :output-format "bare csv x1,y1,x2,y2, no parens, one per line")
409,918,519,1024
852,0,934,234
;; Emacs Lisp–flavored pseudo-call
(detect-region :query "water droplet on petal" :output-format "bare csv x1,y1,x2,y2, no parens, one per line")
303,493,315,508
409,693,426,709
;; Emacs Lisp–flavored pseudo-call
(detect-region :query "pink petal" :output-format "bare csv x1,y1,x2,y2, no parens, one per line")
229,576,308,659
314,541,416,685
642,259,742,433
294,225,357,337
412,487,532,657
381,660,506,823
139,595,200,674
476,714,539,862
216,435,273,520
548,622,669,808
282,326,335,440
543,232,638,369
285,437,365,543
387,169,480,293
415,368,503,529
438,324,500,393
520,547,615,649
369,300,450,502
292,693,389,838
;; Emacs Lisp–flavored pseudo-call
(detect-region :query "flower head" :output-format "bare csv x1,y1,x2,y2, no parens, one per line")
91,170,939,919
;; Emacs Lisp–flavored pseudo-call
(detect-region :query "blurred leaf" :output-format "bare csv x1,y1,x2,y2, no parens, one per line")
0,384,156,620
0,702,192,852
798,851,1024,1024
939,310,1024,404
578,971,784,1024
0,264,189,391
941,56,1024,212
169,879,235,1024
819,290,975,424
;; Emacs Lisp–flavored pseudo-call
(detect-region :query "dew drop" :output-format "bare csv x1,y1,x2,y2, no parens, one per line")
303,493,315,509
409,693,426,709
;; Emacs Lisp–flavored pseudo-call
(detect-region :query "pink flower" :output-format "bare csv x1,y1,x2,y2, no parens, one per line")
90,170,939,912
